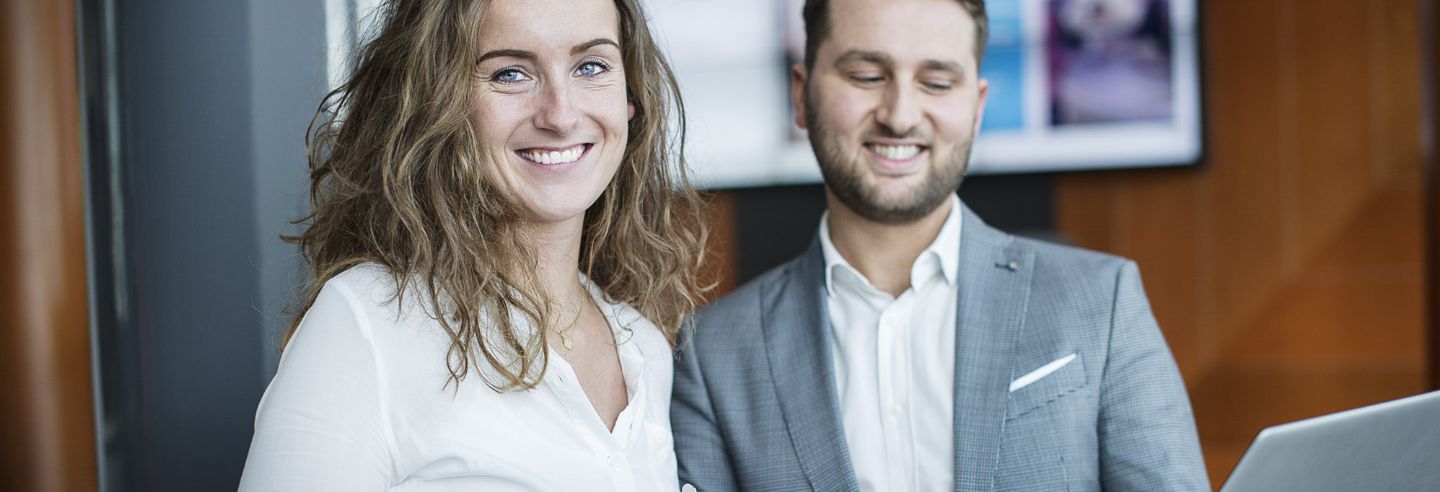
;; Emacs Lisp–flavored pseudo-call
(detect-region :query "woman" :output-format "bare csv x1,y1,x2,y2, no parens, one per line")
239,0,707,489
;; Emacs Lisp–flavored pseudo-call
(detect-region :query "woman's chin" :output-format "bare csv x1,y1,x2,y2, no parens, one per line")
517,194,602,226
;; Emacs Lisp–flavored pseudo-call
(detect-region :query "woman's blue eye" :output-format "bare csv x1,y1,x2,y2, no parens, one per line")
493,68,529,84
576,61,611,78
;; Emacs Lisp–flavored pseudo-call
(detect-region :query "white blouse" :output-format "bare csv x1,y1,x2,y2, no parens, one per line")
239,264,680,491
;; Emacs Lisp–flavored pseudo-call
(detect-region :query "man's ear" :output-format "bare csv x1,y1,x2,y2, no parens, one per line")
790,64,809,130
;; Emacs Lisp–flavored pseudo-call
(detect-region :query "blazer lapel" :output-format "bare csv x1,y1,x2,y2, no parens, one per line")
762,240,860,492
952,205,1035,492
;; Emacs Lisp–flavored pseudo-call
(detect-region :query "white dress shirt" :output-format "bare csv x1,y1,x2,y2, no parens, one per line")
240,264,679,491
819,196,961,492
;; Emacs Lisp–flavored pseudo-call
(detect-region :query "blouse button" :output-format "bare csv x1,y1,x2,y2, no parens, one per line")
606,455,619,467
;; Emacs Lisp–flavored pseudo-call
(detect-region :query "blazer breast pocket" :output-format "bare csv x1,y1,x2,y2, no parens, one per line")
1006,352,1088,420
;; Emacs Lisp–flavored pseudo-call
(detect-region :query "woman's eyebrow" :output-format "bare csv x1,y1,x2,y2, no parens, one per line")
477,48,534,64
572,38,620,55
477,38,617,64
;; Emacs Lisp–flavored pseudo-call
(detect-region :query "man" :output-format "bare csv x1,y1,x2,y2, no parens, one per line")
670,0,1209,490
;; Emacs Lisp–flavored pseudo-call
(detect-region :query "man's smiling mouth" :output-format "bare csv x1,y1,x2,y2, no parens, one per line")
866,143,926,161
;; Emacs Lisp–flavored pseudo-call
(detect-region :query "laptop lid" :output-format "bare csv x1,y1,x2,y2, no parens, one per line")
1220,389,1440,491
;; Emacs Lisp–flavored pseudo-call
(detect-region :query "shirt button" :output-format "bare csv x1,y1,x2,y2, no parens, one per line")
889,403,903,415
606,455,619,467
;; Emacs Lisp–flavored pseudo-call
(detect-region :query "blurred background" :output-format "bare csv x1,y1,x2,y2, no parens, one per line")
2,0,1436,490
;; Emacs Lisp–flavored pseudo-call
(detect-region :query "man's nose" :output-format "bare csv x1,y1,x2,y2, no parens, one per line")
875,83,921,136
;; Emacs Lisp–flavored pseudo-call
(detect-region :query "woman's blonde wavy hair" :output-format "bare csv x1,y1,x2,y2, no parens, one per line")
288,0,709,391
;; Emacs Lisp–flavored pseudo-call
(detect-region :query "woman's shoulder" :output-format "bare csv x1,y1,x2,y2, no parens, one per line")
325,262,435,313
291,264,452,385
324,262,398,302
303,262,440,339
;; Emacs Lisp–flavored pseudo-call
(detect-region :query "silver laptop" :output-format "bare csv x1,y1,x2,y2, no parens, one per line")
1221,389,1440,491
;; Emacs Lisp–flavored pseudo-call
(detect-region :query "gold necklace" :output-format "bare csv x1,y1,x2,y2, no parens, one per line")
560,328,576,351
556,291,598,351
558,311,578,351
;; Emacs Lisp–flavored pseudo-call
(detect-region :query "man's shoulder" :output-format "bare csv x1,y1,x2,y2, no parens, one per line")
962,203,1132,284
1002,235,1146,324
1011,235,1133,279
696,256,794,319
691,269,777,332
683,252,806,350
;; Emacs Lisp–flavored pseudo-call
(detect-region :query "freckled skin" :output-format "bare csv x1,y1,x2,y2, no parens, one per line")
471,0,633,226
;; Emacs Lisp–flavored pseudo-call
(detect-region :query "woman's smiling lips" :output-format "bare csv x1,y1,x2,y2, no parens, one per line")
516,143,593,169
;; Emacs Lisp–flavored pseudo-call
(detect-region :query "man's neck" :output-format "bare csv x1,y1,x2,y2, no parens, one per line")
824,191,953,297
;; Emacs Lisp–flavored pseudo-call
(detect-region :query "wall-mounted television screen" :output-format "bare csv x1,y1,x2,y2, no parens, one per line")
644,0,1202,187
328,0,1202,188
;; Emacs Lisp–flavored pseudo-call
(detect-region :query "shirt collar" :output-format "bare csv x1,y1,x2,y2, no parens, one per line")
819,195,962,297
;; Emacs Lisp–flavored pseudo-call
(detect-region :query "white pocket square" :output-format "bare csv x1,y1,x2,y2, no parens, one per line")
1009,353,1077,392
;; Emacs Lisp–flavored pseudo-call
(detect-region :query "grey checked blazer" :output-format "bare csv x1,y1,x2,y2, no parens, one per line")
671,203,1209,491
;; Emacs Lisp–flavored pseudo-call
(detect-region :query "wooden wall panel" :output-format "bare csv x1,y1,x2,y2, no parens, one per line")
1431,0,1440,391
0,0,98,490
700,192,739,302
1057,0,1428,485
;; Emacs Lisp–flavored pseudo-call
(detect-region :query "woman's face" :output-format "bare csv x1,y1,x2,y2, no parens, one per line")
472,0,632,225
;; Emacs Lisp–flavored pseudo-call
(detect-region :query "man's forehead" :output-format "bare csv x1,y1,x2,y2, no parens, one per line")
822,0,979,66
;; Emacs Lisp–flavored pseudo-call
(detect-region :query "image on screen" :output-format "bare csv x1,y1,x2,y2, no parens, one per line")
327,0,1203,188
653,0,1201,186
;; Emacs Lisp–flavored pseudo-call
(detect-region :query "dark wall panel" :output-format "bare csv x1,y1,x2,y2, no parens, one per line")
89,0,325,490
115,1,263,489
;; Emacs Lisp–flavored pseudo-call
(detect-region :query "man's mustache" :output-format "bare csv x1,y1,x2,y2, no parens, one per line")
861,127,931,142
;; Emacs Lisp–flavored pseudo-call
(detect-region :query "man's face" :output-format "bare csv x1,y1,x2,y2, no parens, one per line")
794,0,988,224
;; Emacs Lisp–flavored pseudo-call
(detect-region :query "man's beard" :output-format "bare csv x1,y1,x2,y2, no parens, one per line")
806,100,972,225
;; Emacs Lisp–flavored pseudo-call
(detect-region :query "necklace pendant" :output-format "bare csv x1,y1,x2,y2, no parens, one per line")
562,336,574,350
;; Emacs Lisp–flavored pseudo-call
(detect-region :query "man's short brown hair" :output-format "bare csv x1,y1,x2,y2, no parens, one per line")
801,0,989,68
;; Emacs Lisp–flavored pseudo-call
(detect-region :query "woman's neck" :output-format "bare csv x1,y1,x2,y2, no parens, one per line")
524,215,589,312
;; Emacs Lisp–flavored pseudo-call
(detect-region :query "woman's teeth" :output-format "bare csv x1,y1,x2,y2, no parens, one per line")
868,144,922,160
520,145,585,165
